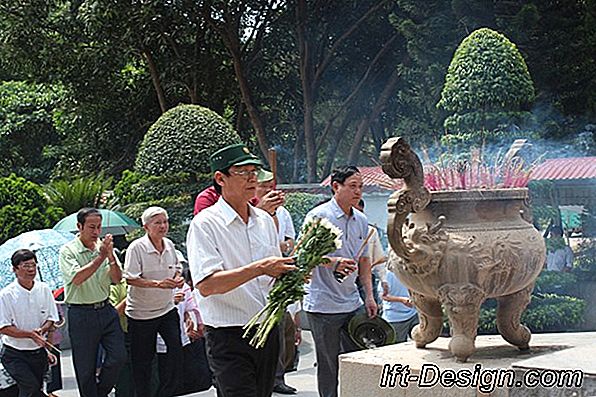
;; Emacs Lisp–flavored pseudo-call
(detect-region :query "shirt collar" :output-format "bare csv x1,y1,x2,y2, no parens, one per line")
217,197,262,226
74,236,99,254
141,234,172,254
330,197,352,220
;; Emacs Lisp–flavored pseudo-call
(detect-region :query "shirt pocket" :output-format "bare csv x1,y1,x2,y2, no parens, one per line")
250,234,279,261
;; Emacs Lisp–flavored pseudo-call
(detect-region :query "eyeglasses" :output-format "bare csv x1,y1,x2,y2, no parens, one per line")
229,169,260,179
19,262,37,269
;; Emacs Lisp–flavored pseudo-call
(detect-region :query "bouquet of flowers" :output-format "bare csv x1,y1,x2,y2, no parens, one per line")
243,217,342,348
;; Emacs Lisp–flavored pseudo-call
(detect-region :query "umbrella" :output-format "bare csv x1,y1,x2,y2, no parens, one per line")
0,229,75,291
53,209,140,236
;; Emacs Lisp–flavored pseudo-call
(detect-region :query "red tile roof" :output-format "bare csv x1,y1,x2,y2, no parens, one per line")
320,166,402,191
530,157,596,181
319,158,596,190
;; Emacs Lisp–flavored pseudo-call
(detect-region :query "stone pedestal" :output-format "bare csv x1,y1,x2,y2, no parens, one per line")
339,332,596,396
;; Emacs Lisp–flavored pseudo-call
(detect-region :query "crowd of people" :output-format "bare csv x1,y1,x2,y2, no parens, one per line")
0,142,432,397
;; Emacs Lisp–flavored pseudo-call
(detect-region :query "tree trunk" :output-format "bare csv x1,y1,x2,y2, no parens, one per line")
322,115,353,177
143,48,168,113
297,0,318,182
347,68,400,164
229,47,270,158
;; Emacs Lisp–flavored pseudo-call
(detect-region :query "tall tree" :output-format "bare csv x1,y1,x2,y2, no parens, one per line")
295,0,402,181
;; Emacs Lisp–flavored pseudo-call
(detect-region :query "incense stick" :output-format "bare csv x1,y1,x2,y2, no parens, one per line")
45,341,62,354
354,228,376,261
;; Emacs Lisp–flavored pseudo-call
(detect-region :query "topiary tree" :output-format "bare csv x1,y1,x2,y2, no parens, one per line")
438,28,535,138
0,174,65,243
135,104,242,176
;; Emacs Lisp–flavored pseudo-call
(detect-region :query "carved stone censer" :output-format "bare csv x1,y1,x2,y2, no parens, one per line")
380,137,546,362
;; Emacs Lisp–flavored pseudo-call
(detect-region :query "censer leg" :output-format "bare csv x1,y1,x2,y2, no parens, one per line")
496,284,533,351
439,284,485,363
445,306,482,363
409,291,443,348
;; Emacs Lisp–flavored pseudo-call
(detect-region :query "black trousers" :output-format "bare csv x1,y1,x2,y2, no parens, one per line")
0,345,47,397
128,308,182,397
68,304,127,397
205,325,279,397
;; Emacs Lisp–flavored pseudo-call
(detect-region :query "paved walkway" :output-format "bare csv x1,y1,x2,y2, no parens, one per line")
56,332,319,396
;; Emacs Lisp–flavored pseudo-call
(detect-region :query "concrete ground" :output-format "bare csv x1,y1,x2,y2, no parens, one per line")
55,331,319,397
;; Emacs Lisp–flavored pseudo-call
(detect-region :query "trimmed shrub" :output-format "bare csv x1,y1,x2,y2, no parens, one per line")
438,28,535,135
0,174,65,243
135,104,241,176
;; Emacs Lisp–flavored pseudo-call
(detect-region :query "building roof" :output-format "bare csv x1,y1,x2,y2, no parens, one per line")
530,157,596,181
319,166,401,191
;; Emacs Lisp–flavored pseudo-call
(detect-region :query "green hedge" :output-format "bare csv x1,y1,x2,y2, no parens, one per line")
135,104,241,176
441,270,586,335
122,195,194,254
114,170,209,206
475,294,586,334
284,192,329,231
0,174,64,243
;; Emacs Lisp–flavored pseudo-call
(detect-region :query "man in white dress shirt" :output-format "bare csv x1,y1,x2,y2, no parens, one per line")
187,143,295,397
0,249,59,397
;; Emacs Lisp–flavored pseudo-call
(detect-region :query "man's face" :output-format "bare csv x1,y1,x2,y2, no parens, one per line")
256,179,275,200
216,165,259,202
78,215,102,243
144,213,169,240
14,258,37,283
333,173,363,208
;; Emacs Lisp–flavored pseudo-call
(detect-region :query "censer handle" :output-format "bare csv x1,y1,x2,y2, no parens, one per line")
380,137,431,259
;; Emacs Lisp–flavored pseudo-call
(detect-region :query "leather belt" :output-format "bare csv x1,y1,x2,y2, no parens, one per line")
67,299,109,310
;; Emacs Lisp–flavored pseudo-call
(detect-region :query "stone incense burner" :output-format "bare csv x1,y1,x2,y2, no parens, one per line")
380,137,546,362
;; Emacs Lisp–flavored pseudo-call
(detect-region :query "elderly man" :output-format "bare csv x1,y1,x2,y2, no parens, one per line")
187,143,296,397
59,208,126,397
0,249,59,397
124,206,184,397
303,165,377,397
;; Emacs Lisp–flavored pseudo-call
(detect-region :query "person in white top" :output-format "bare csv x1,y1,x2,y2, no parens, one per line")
124,206,184,397
187,143,295,397
0,249,59,397
545,226,574,272
355,199,387,308
255,169,298,395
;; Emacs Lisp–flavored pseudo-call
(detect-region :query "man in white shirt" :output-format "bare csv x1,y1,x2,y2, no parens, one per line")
187,143,295,397
124,206,184,397
0,249,59,397
255,169,297,395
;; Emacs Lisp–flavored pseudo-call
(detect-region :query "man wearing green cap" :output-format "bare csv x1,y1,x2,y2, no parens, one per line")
186,143,296,397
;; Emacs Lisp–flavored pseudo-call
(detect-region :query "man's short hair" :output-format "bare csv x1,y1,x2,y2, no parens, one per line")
77,208,102,226
11,249,37,268
330,165,360,192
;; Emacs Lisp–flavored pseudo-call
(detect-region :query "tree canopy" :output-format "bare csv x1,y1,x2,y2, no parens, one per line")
0,0,593,183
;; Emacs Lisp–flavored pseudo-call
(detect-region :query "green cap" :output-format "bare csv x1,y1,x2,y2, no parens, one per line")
209,143,262,173
257,169,274,183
